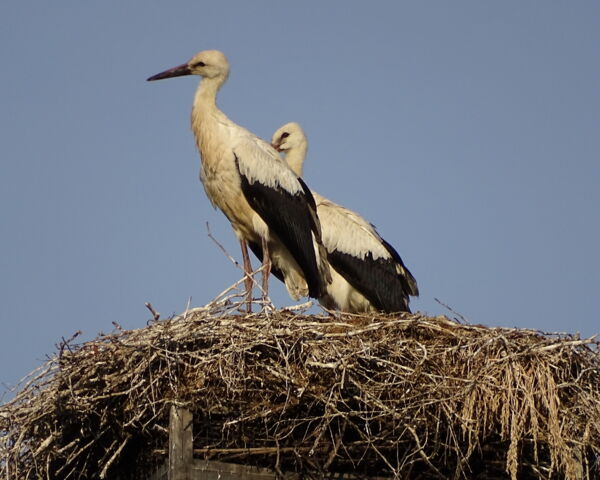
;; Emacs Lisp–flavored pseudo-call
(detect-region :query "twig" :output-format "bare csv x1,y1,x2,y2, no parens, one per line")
56,331,82,358
99,435,130,479
434,297,469,324
206,221,242,269
406,425,446,479
145,302,161,322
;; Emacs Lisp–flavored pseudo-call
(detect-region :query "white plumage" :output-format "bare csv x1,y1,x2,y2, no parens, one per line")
272,122,418,313
147,51,329,304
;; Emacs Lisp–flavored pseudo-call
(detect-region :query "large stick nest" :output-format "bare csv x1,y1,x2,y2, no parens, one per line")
1,300,599,479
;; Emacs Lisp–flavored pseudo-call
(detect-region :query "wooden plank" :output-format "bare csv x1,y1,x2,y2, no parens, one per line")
192,459,279,480
169,405,193,480
191,459,392,480
150,458,393,480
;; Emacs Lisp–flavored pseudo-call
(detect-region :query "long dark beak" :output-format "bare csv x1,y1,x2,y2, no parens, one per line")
147,63,191,81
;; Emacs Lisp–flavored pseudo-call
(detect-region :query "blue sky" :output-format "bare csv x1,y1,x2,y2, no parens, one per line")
1,2,599,392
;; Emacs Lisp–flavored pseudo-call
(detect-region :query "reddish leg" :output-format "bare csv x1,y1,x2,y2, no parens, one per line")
240,239,253,312
261,238,271,301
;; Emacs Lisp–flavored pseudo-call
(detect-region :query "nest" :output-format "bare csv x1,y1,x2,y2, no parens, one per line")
1,296,599,480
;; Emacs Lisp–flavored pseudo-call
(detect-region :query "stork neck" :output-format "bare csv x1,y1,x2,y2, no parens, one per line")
191,76,231,157
191,76,229,143
285,144,308,177
193,76,222,112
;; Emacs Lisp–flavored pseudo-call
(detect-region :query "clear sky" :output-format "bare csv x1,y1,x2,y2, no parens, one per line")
1,2,599,392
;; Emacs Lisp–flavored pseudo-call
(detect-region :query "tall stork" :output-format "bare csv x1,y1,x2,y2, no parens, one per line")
147,51,329,306
272,122,418,313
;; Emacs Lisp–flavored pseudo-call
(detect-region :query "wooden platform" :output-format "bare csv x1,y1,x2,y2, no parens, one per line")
148,405,389,480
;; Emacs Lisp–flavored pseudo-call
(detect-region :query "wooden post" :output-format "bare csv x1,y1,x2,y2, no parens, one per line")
169,405,193,480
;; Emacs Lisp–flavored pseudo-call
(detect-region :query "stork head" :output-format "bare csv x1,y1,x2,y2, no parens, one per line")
271,122,307,153
272,122,308,177
147,50,230,82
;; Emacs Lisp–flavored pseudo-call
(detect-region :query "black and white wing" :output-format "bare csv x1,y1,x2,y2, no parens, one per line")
317,195,418,312
233,138,328,299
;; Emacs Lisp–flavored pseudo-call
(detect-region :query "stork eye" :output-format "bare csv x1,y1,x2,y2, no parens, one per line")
280,132,290,139
194,61,206,67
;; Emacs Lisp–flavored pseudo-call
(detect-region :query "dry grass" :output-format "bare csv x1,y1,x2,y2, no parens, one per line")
1,291,599,479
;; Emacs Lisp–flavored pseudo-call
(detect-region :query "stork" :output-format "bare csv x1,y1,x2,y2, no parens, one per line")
272,122,418,313
147,51,329,307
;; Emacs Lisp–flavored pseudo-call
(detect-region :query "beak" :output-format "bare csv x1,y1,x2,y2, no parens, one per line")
272,143,282,152
147,63,192,81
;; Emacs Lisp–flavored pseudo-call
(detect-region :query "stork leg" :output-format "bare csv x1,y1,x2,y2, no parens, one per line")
240,239,253,312
261,237,271,302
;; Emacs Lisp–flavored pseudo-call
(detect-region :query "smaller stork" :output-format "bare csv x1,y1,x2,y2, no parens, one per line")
147,51,329,308
272,122,418,313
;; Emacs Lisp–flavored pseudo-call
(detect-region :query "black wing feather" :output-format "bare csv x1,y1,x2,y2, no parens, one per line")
236,156,324,298
379,238,419,297
328,246,417,313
